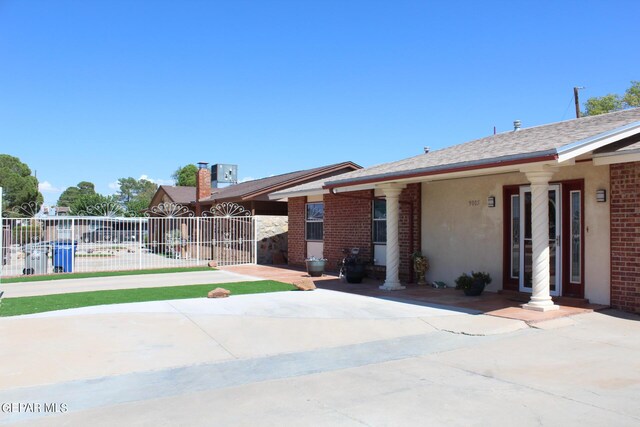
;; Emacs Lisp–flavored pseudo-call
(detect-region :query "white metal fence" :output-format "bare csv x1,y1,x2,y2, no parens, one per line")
0,201,256,278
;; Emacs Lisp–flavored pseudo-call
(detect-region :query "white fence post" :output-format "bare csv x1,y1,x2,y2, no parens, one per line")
139,217,143,271
71,218,75,273
196,218,200,265
253,216,257,265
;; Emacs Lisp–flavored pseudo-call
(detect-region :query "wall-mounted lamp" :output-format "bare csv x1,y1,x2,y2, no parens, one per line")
596,189,607,203
487,196,496,208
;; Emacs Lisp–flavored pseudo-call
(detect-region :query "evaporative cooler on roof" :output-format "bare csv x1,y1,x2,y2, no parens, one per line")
212,164,238,187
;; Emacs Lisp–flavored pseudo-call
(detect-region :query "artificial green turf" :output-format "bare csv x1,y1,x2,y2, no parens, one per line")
0,280,296,317
0,266,215,284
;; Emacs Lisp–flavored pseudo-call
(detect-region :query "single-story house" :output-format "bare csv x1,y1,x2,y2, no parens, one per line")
270,108,640,313
149,161,361,216
147,161,361,264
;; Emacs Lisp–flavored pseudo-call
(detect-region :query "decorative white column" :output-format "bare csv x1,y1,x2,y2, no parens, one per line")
378,184,406,291
523,170,559,312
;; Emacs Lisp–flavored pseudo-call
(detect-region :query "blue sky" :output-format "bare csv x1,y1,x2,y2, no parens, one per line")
1,0,638,205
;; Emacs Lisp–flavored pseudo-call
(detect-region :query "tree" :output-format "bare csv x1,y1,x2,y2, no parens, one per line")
71,193,123,216
583,80,640,116
623,81,640,108
0,154,43,216
57,181,96,207
584,94,624,116
116,177,158,216
172,164,198,187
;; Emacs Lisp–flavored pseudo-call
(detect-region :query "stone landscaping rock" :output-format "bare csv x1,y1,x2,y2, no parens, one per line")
293,279,316,291
207,288,230,298
208,261,218,268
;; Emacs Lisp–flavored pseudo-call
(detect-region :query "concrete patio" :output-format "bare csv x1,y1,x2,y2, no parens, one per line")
221,264,608,324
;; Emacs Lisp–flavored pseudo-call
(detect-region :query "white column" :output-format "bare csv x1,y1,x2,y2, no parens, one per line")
523,170,559,312
378,184,406,291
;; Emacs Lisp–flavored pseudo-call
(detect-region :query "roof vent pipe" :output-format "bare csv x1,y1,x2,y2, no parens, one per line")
513,120,521,131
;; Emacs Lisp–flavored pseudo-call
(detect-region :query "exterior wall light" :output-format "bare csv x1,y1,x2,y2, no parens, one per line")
487,196,496,208
596,189,607,203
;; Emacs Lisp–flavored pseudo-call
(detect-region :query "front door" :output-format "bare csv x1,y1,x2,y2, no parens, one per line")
518,185,561,296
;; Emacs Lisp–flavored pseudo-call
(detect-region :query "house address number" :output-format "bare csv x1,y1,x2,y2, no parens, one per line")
468,199,481,207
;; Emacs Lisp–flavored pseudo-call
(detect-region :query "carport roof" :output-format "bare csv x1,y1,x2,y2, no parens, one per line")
200,161,361,202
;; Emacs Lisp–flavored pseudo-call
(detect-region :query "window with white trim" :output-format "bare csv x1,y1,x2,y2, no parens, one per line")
305,203,324,241
373,199,386,243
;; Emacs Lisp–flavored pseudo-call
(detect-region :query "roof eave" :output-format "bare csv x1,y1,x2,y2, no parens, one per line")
556,121,640,163
324,152,558,189
240,162,361,200
269,188,329,200
593,148,640,166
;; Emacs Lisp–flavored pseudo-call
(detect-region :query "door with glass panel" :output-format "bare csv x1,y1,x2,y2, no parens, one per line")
514,185,561,296
506,182,584,297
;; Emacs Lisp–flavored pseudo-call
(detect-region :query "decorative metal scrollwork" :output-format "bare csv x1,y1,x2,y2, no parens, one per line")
2,202,41,218
203,202,251,217
73,202,124,217
146,202,195,218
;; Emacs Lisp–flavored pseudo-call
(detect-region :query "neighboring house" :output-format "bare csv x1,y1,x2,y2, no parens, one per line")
148,186,196,213
270,108,640,314
148,161,361,264
149,161,361,216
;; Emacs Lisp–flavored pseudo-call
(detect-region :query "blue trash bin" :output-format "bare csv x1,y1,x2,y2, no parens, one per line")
52,240,78,273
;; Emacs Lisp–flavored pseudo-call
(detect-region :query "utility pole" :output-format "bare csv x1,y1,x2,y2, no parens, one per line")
574,86,585,118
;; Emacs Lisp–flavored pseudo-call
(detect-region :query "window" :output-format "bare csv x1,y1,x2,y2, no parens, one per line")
570,191,581,283
510,194,520,279
373,199,386,243
305,203,324,241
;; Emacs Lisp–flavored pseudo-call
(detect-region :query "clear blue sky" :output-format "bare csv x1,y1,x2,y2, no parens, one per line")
1,0,638,205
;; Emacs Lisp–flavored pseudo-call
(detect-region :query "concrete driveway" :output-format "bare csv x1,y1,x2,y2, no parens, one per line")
0,284,639,426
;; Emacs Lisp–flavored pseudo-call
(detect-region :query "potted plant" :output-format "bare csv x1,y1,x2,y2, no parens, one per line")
455,271,492,296
411,251,429,285
339,248,367,283
305,256,327,277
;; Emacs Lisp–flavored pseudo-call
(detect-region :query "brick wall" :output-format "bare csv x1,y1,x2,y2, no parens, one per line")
287,197,306,267
399,183,422,283
286,185,422,283
324,190,374,272
196,167,211,201
610,162,640,313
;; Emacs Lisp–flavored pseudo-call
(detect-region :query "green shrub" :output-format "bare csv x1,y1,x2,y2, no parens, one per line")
455,271,492,290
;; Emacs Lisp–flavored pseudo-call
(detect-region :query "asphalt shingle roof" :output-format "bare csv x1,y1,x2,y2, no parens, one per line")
324,108,640,187
159,186,196,204
272,109,640,198
198,162,359,202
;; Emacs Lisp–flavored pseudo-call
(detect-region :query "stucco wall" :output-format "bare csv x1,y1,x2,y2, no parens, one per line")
421,162,610,304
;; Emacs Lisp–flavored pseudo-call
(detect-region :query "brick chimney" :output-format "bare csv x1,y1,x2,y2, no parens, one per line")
196,162,211,201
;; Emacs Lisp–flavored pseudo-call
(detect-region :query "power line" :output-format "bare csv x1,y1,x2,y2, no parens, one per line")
561,94,575,121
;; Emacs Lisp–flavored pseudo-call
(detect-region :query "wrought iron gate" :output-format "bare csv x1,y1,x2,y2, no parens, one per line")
0,201,256,277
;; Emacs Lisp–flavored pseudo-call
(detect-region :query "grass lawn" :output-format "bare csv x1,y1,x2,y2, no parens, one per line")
0,267,215,284
0,280,296,317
